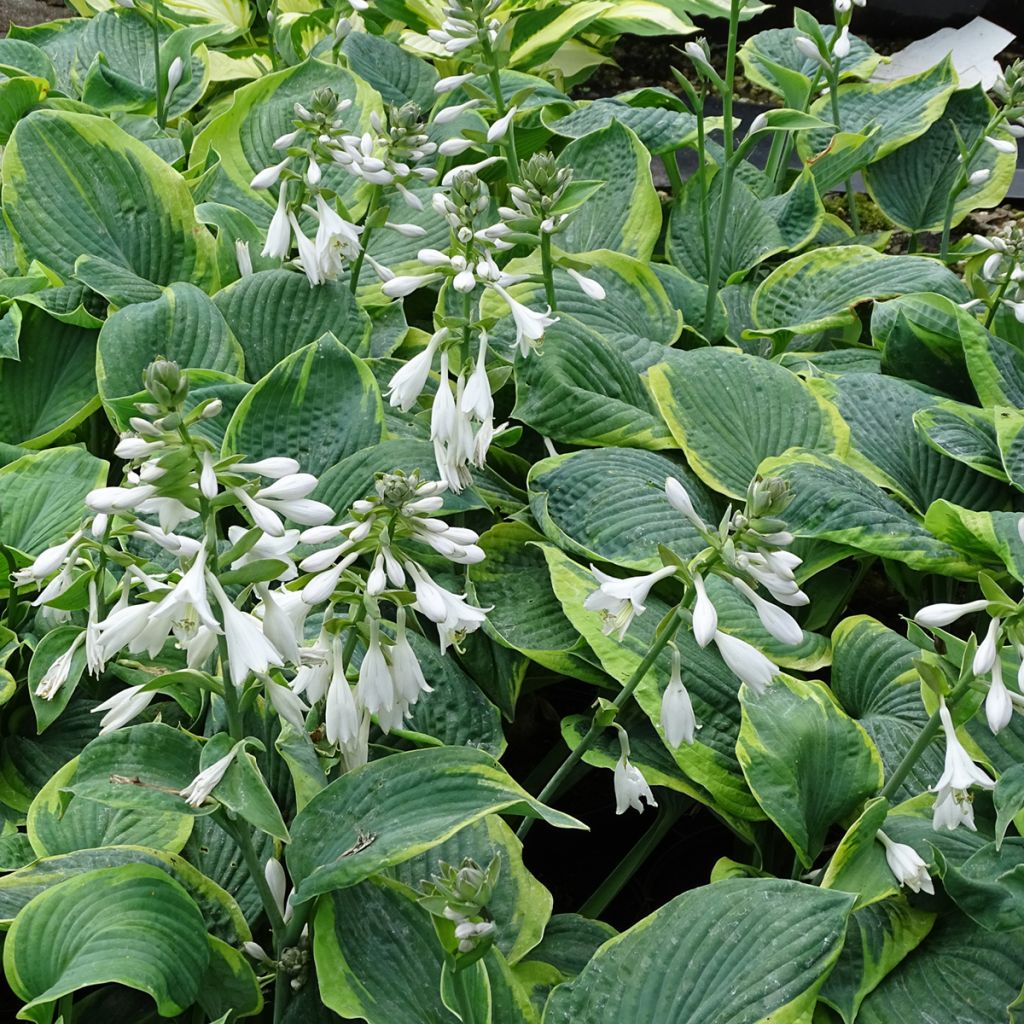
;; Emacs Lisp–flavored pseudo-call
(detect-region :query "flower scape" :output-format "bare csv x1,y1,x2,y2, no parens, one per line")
0,0,1023,1020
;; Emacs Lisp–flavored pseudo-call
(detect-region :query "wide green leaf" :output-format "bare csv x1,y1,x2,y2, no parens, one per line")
751,245,969,337
866,87,1016,233
4,109,217,288
543,878,853,1024
547,96,699,155
648,347,848,497
3,864,209,1023
556,121,659,261
222,334,382,476
286,746,582,902
738,675,883,867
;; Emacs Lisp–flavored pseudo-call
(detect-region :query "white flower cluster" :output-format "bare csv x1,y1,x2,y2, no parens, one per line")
970,232,1024,323
428,0,499,58
251,92,437,286
18,366,489,776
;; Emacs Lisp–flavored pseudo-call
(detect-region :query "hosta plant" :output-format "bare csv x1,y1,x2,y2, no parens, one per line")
1,0,1024,1021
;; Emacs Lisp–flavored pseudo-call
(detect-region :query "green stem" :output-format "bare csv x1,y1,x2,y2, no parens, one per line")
939,181,963,261
539,231,557,312
702,158,736,337
223,813,287,939
349,185,381,295
1,543,23,631
218,635,245,739
985,268,1015,329
828,64,859,233
721,0,740,163
579,794,687,918
451,965,479,1024
879,676,974,801
694,105,712,282
516,607,684,841
57,992,73,1023
481,40,521,183
664,151,685,197
151,0,165,129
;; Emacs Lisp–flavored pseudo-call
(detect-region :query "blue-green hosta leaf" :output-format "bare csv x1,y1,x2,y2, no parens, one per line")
97,282,244,405
756,450,973,576
213,269,371,380
0,446,106,561
511,316,673,450
668,169,823,286
798,57,958,184
190,59,381,229
3,864,210,1024
856,910,1024,1024
873,292,973,399
556,121,659,261
543,879,853,1024
647,347,849,498
0,311,98,448
914,402,1004,481
738,675,883,867
960,309,1024,407
0,77,47,147
866,86,1016,233
480,250,681,369
923,502,1024,582
819,898,935,1024
830,616,943,803
541,544,762,820
740,26,879,108
816,372,1008,513
286,746,582,901
0,843,250,942
222,334,382,477
526,914,617,979
4,110,218,288
314,876,459,1024
391,815,551,965
993,407,1024,493
751,246,969,337
546,96,700,155
527,447,717,570
0,38,56,86
341,30,437,109
7,20,91,97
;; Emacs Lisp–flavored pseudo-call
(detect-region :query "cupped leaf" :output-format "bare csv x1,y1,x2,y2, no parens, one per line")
527,447,718,570
0,447,106,560
97,282,244,406
829,616,943,803
213,269,371,379
0,312,98,448
755,450,972,576
287,746,582,902
648,347,847,498
818,372,1007,514
739,675,883,867
222,334,382,477
914,402,1004,481
556,121,659,261
3,864,210,1024
391,815,552,964
0,843,250,942
865,87,1016,233
4,109,217,288
751,245,969,337
542,878,853,1024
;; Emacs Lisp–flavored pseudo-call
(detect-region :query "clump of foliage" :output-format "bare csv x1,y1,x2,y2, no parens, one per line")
0,0,1023,1021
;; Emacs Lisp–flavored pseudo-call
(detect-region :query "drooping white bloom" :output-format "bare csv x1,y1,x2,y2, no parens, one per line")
614,750,658,814
583,564,677,640
179,749,236,807
438,137,477,157
35,632,86,700
405,561,488,653
795,35,828,68
661,647,696,747
731,578,804,646
390,608,431,705
934,700,996,793
289,213,323,287
210,577,283,686
566,267,606,300
235,240,254,277
165,56,184,102
381,273,444,297
17,530,83,582
987,135,1017,154
262,183,292,259
86,484,158,514
876,831,934,895
832,24,851,58
914,598,990,629
314,193,362,279
986,658,1013,735
266,678,309,731
92,683,156,733
968,168,992,186
435,72,475,94
691,573,717,648
256,585,303,665
489,283,557,357
712,630,777,694
665,477,707,530
973,616,1002,676
356,618,395,718
325,643,361,747
251,158,291,190
932,784,977,831
386,328,446,411
235,457,300,478
487,106,517,143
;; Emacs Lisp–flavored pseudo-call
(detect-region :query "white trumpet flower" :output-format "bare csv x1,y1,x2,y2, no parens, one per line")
584,565,677,640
